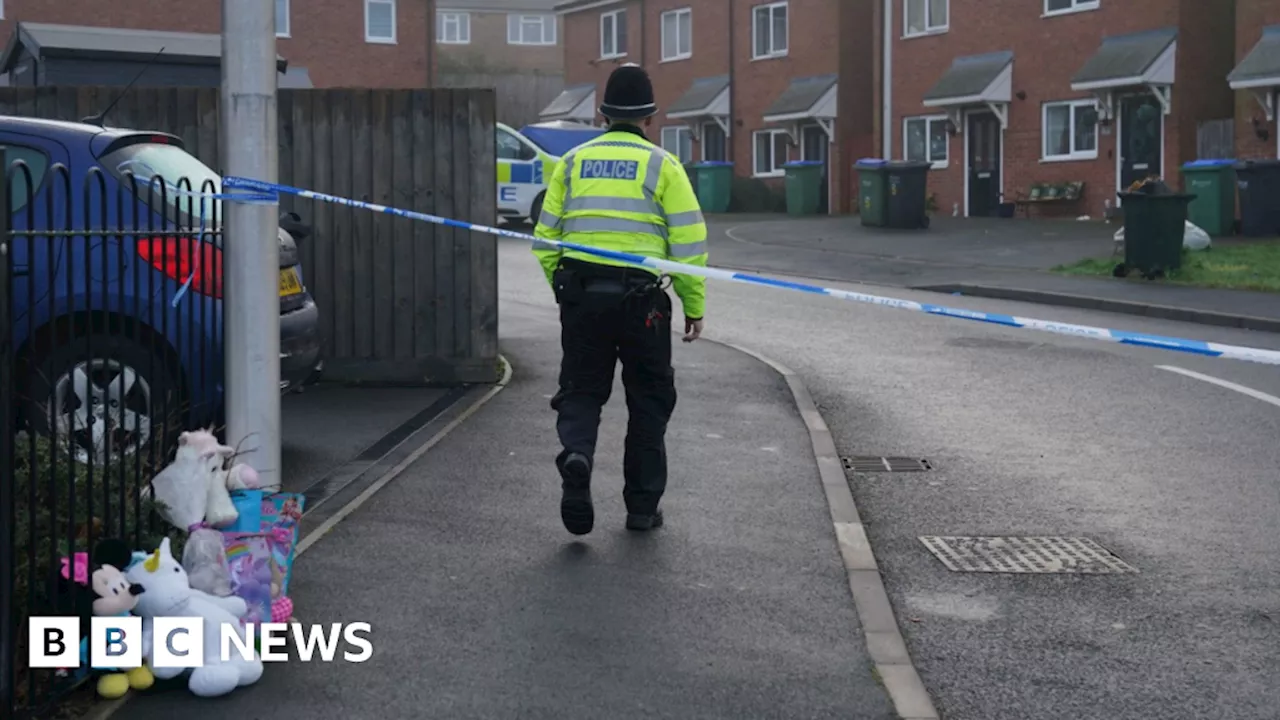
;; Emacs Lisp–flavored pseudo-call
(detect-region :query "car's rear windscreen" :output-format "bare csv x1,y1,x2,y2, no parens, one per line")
101,140,222,225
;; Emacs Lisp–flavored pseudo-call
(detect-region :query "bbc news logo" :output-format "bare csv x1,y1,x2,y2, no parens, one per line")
29,617,373,668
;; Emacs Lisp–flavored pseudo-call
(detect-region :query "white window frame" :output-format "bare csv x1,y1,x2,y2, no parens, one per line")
903,0,948,38
438,11,471,44
508,13,556,46
660,8,693,62
366,0,397,44
1043,0,1100,17
753,128,789,177
275,0,290,38
600,8,627,59
661,126,694,163
1041,99,1099,162
902,115,949,168
751,2,788,60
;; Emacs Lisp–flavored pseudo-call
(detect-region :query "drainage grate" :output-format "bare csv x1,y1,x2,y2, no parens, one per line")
919,536,1138,574
842,456,933,473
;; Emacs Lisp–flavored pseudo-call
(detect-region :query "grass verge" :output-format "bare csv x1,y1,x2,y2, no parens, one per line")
1054,241,1280,293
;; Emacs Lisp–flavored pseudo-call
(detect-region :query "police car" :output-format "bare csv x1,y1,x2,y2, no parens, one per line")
496,120,603,226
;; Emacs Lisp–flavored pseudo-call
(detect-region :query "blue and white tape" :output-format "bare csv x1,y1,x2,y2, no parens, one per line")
209,176,1280,367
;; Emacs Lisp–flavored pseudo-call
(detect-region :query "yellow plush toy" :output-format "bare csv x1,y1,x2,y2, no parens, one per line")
89,557,155,698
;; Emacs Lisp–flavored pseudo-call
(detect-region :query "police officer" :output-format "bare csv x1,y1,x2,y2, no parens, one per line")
532,63,708,536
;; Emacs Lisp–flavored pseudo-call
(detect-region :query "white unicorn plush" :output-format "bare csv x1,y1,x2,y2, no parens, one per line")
125,538,265,697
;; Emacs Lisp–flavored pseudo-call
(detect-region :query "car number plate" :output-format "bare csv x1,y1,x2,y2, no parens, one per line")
279,268,303,296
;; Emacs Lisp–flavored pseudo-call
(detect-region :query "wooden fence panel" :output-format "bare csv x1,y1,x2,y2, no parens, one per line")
0,85,499,385
1197,119,1234,161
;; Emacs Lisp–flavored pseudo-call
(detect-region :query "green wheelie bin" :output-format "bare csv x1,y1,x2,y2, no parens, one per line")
690,161,733,213
1179,159,1235,236
783,161,824,215
855,158,889,227
1116,189,1196,278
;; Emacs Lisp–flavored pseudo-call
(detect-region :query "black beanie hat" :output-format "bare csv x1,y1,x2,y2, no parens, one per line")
600,63,657,120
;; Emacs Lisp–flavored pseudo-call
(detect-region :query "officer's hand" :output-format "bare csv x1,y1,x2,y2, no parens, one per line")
682,318,703,343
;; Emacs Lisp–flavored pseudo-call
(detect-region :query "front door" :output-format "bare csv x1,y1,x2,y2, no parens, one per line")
1119,93,1163,192
966,112,1001,217
801,124,829,213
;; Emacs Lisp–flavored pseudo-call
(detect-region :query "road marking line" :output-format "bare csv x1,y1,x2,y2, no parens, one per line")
1155,365,1280,409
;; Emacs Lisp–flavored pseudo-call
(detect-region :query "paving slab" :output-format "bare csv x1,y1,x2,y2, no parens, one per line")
121,326,894,719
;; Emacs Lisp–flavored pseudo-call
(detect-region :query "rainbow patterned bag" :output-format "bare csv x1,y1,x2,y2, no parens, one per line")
223,533,276,625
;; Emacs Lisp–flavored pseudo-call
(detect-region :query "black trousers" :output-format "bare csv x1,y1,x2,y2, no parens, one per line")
550,258,677,516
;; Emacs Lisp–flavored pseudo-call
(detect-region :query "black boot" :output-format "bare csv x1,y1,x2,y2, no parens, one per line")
558,452,594,535
625,508,663,531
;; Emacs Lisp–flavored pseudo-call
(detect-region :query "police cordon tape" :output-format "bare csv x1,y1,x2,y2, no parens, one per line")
212,176,1280,367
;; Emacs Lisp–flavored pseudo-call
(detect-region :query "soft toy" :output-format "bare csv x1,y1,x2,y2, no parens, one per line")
125,538,264,697
174,429,240,527
85,539,155,698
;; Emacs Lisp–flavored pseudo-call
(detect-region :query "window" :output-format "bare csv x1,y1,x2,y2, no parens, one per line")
661,126,693,163
753,129,789,176
275,0,290,37
661,8,692,61
601,9,627,58
497,129,537,161
904,0,947,37
752,2,787,59
1045,0,1099,15
903,116,948,167
438,12,471,43
366,0,396,43
508,14,556,45
1042,100,1099,160
5,145,49,214
701,122,727,162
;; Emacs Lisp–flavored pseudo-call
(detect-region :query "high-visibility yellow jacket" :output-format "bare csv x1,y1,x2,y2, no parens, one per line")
531,126,708,320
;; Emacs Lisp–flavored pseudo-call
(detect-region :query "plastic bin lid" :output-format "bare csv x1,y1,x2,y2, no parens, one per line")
1182,159,1235,168
886,160,933,170
1234,158,1280,168
855,158,888,167
783,160,824,167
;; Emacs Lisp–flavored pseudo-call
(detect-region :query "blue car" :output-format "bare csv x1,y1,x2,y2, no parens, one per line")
4,116,322,463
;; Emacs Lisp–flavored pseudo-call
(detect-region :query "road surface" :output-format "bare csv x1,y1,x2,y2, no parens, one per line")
498,229,1280,720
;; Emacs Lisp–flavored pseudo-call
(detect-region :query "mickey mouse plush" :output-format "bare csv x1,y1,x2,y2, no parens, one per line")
84,539,155,699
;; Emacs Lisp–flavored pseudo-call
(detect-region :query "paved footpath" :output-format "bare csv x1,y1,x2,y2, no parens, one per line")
122,304,896,719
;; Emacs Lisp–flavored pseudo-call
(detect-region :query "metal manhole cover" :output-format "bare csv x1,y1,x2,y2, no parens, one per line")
842,456,932,472
918,536,1138,574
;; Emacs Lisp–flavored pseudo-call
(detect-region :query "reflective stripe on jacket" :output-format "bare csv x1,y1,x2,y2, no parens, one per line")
532,127,708,319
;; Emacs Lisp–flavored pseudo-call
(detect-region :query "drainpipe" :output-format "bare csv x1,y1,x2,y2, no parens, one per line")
639,0,647,66
728,0,736,163
425,0,437,86
882,0,892,158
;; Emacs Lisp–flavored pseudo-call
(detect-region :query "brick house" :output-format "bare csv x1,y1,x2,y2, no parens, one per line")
550,0,874,213
1231,0,1280,159
435,0,563,75
0,0,436,88
883,0,1236,219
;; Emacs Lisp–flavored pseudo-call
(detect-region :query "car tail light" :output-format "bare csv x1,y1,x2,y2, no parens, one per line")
136,236,223,299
